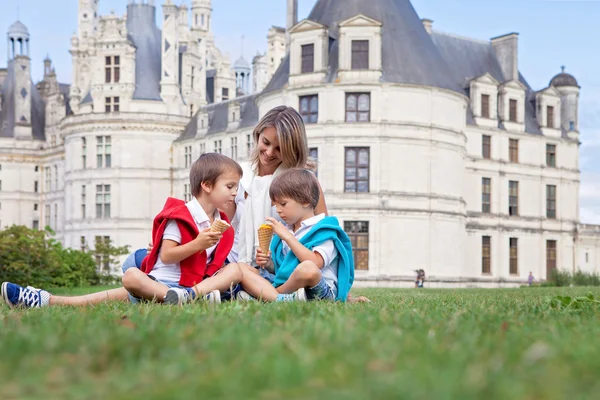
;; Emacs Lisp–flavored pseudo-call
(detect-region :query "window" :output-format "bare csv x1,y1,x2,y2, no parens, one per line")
32,220,39,230
547,240,557,279
45,205,50,228
546,185,556,219
35,165,39,172
345,147,369,193
547,106,554,128
54,204,58,230
246,134,253,157
301,44,314,74
299,95,318,124
184,184,191,202
231,137,238,160
509,238,518,275
482,177,491,213
309,147,318,177
482,135,491,159
481,94,490,118
586,252,589,263
482,236,491,274
509,139,519,163
34,203,38,211
80,236,87,251
105,96,119,113
82,137,87,169
569,121,575,131
351,40,369,70
509,181,519,216
199,142,206,156
105,56,120,83
546,144,556,167
45,167,51,192
345,221,369,270
96,136,111,168
81,185,86,219
96,185,111,219
34,181,39,193
54,165,58,190
222,88,229,101
345,93,370,122
191,66,195,89
509,99,517,122
214,140,222,154
95,236,111,271
184,146,192,168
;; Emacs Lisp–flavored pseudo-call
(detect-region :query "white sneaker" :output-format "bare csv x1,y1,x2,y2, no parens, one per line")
294,288,307,302
164,287,195,305
203,289,221,304
236,290,255,301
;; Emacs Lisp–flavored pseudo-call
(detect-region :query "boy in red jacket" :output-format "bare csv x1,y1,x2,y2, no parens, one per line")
1,153,243,308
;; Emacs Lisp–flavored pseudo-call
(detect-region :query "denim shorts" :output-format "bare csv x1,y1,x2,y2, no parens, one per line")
122,248,148,274
259,267,276,284
306,278,336,301
128,274,186,304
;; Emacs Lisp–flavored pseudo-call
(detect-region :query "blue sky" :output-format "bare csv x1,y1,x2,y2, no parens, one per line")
1,0,599,222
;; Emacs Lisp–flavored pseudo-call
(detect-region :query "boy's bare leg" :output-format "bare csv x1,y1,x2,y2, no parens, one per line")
49,287,130,306
239,262,259,275
191,263,243,296
276,261,322,294
240,266,280,301
122,268,170,303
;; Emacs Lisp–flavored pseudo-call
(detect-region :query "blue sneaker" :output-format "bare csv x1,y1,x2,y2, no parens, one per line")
1,282,51,309
276,288,307,302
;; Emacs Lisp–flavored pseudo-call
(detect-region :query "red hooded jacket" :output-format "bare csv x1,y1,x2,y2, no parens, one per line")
141,197,234,287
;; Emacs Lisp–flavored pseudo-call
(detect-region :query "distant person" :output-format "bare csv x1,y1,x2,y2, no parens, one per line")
528,272,534,286
415,269,425,288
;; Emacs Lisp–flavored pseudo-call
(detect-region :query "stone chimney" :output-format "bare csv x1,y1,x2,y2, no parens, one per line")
421,19,433,34
286,0,298,48
491,33,519,82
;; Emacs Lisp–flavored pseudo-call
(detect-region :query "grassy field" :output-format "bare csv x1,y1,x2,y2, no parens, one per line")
1,287,600,399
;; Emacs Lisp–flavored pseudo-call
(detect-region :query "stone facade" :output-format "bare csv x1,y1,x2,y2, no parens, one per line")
0,0,597,285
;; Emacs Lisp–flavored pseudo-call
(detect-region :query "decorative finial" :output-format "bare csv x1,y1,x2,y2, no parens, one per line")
561,65,565,73
241,35,245,59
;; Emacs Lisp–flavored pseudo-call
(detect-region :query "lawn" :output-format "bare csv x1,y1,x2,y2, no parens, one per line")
1,287,600,399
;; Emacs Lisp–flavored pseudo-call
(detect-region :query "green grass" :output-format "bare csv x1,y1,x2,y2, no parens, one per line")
1,287,600,399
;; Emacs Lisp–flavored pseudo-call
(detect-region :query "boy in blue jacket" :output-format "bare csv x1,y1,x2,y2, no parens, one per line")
238,168,354,302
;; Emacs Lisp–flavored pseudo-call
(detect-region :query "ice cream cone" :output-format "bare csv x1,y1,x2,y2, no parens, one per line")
257,224,273,253
210,219,230,234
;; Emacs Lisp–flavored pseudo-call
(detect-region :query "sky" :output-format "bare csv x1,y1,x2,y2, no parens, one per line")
1,0,599,222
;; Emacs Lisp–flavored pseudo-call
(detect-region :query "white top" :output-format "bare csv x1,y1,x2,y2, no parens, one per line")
151,198,221,282
280,213,338,297
229,165,285,265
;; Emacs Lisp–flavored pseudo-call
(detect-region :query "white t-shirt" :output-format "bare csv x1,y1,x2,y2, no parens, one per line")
151,198,221,282
280,213,338,297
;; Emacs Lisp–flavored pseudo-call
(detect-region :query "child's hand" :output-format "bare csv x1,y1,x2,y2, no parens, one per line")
265,217,291,241
255,248,271,267
194,228,222,251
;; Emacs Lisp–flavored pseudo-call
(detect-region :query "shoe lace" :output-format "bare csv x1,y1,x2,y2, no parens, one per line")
17,287,40,307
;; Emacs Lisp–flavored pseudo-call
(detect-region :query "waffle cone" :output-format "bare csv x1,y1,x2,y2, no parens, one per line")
257,225,273,253
210,219,230,233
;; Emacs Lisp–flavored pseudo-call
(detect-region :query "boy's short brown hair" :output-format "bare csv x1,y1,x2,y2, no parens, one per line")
269,168,320,208
189,153,243,196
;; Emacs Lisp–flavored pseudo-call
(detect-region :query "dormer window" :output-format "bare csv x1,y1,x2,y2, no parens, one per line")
547,106,554,128
481,94,490,118
509,99,517,122
351,40,369,70
301,44,314,73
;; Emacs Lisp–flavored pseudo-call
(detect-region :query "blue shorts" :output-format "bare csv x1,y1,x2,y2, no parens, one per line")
122,248,148,273
306,278,336,301
259,267,276,284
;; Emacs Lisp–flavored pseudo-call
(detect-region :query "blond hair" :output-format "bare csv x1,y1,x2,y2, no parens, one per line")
250,105,315,171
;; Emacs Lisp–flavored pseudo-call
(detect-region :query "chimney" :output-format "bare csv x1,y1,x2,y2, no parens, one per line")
286,0,298,47
421,19,433,34
491,33,519,82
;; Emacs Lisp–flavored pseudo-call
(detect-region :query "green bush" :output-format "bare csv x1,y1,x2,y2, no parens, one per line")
0,225,127,288
546,269,600,287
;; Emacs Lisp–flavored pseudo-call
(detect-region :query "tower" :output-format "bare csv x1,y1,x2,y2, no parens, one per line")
550,66,580,138
77,0,99,40
7,20,33,139
191,0,211,32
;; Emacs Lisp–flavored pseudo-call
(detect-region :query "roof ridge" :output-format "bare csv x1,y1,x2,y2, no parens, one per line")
432,30,490,45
